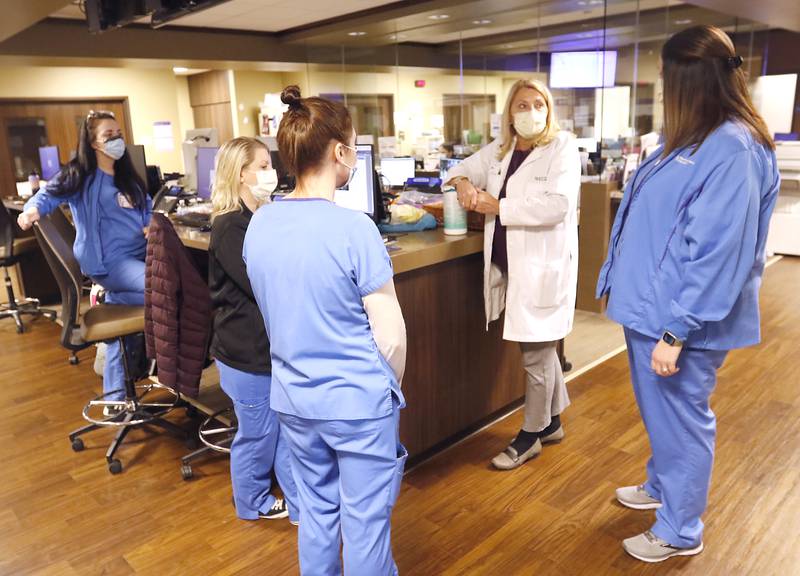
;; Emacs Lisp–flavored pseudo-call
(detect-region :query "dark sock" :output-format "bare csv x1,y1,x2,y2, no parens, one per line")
509,415,562,454
540,414,561,437
509,430,539,455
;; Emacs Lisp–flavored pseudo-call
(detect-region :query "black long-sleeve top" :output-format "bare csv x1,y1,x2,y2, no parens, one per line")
208,204,270,373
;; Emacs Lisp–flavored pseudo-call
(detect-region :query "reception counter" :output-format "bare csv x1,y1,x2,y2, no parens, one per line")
174,223,527,462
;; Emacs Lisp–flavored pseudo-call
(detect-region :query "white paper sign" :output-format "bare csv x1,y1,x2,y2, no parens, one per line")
153,121,174,151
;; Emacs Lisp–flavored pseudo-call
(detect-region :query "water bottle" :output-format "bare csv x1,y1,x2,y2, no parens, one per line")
442,185,467,236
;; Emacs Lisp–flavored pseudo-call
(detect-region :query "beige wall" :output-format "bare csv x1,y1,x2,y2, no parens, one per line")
0,64,191,172
232,70,285,138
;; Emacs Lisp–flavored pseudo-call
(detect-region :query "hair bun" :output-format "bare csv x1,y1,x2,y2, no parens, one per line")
281,85,303,109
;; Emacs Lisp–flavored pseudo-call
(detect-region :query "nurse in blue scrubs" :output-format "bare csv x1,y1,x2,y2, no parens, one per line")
244,86,408,576
18,111,151,414
597,26,780,563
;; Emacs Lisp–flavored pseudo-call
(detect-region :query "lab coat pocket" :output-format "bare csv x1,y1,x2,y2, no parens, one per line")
388,443,408,508
528,264,567,308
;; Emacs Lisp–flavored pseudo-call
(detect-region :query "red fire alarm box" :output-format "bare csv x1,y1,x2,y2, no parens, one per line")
414,80,426,88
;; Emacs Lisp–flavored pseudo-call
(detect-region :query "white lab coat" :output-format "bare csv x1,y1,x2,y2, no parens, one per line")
447,131,580,342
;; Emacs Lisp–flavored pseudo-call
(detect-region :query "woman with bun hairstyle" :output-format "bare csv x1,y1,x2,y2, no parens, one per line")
597,26,780,563
243,86,408,575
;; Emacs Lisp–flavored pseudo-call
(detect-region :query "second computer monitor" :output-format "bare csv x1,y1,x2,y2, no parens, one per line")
381,157,415,188
196,146,219,200
440,157,464,182
334,144,375,218
38,146,60,180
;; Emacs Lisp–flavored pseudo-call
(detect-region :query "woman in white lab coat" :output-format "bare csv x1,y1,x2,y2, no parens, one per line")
446,79,581,470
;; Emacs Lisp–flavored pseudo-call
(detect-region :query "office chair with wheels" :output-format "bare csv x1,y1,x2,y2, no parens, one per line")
34,212,189,474
0,200,56,332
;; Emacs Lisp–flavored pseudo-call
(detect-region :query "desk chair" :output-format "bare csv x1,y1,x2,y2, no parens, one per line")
0,200,56,332
34,213,187,474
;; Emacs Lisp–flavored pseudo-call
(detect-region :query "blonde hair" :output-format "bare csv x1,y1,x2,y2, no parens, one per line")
211,137,268,219
497,79,560,160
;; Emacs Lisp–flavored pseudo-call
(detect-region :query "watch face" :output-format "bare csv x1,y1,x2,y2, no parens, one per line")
663,333,675,345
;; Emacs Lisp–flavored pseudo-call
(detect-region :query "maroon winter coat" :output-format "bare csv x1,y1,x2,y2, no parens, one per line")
144,213,211,397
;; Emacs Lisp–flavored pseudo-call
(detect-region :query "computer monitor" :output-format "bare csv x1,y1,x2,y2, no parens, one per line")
439,157,463,182
38,146,60,180
196,146,219,200
335,144,375,218
380,157,415,188
126,144,147,186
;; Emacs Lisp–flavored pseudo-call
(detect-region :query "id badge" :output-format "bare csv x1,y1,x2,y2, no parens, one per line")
117,193,133,209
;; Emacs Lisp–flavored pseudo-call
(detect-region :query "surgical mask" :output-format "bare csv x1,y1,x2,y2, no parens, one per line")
247,168,278,202
102,137,126,160
513,108,548,140
337,144,358,189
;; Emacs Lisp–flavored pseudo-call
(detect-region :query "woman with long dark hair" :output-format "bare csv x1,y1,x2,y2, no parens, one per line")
596,26,780,563
18,111,151,412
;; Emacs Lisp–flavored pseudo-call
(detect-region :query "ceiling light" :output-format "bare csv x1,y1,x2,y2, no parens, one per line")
472,19,492,25
388,33,407,40
428,14,449,20
503,44,514,49
348,31,367,37
674,19,692,25
588,0,604,4
172,66,189,74
577,1,587,5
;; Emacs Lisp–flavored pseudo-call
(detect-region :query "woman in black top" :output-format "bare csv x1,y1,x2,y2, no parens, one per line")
209,136,297,523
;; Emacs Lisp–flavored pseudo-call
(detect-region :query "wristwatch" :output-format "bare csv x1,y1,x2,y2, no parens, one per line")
661,331,684,347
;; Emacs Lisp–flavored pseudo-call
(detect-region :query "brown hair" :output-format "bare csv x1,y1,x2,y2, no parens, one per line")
661,25,774,156
276,85,354,177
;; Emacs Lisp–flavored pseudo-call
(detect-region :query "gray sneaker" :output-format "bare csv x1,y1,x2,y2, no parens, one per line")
623,531,703,563
616,484,662,510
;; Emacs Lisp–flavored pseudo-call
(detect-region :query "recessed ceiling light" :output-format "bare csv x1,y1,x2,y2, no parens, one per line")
172,67,189,74
577,1,587,5
348,31,367,37
472,19,492,25
388,33,407,40
428,14,449,20
503,44,514,49
589,0,603,4
675,19,692,25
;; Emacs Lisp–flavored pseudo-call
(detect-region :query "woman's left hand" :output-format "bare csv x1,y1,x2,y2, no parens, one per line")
651,340,681,377
142,226,149,238
473,191,500,215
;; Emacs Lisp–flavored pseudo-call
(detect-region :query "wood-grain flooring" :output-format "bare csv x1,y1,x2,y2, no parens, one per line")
0,258,798,576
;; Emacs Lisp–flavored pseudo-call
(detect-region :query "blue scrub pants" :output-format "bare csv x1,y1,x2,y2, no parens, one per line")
279,399,407,576
217,361,298,523
94,257,146,402
624,328,728,548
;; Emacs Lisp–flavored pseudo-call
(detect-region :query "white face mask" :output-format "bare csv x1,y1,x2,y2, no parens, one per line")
246,168,278,202
337,144,358,189
513,108,548,140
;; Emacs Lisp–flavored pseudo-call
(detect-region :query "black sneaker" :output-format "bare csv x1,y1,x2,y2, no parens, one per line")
259,498,289,520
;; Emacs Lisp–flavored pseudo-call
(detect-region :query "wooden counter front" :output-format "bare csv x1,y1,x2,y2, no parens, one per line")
176,223,525,461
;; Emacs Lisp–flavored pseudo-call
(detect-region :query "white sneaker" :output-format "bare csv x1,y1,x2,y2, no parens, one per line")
616,484,662,510
259,498,289,520
623,531,703,563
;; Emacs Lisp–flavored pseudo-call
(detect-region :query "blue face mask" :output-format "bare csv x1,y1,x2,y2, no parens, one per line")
102,137,126,161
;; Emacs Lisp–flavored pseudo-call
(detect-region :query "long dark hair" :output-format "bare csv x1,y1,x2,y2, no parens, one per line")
52,110,147,209
661,25,774,156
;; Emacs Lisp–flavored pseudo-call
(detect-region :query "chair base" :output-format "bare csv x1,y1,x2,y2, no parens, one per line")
69,384,189,475
180,407,236,480
0,298,57,333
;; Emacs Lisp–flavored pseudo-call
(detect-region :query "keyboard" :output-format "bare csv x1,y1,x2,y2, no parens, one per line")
173,212,211,229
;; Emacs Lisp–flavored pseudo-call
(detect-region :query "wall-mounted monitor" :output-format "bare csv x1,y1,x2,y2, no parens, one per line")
550,51,617,89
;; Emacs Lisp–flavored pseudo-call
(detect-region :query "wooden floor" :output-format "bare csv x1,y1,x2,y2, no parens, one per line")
1,257,799,575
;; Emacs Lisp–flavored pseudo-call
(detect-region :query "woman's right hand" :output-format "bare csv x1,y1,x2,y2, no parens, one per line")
17,207,40,231
455,178,480,211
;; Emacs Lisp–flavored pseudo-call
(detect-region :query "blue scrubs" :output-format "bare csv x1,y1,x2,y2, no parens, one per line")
597,121,780,547
244,198,407,576
217,361,298,522
26,169,151,401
